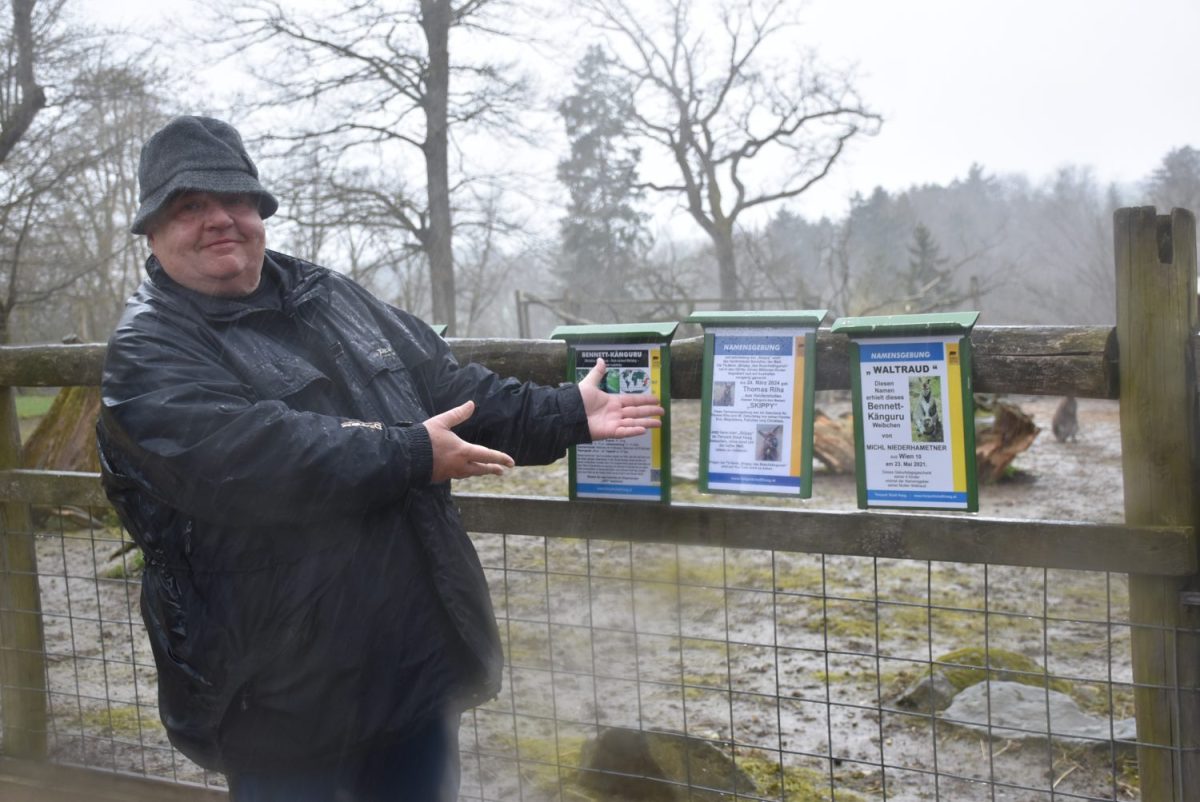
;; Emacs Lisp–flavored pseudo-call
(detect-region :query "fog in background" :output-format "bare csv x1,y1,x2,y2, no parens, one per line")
5,0,1199,343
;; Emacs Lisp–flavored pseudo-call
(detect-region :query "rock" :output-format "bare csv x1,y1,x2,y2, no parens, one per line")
939,681,1137,745
577,727,759,800
894,647,1071,713
894,670,959,712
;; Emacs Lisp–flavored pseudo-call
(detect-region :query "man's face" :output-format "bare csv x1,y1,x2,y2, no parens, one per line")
147,191,267,297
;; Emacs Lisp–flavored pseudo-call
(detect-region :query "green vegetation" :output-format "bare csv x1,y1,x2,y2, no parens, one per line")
936,647,1073,696
740,753,867,802
15,392,56,418
102,546,145,579
81,704,163,738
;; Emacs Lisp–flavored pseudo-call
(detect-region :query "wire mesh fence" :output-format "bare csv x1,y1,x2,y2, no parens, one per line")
459,532,1151,802
3,501,1178,800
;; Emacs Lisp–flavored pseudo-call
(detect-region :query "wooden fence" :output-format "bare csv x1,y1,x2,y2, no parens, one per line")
0,206,1197,800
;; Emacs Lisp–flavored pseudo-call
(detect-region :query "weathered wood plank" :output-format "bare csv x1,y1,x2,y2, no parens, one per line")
0,391,46,759
0,470,109,508
0,344,106,388
455,494,1194,575
1116,206,1200,800
0,757,226,801
0,327,1119,398
4,472,1192,575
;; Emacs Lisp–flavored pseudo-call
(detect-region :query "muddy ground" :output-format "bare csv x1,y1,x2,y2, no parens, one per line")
26,394,1135,800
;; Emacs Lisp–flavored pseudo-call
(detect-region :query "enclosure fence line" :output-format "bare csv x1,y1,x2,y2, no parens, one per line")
0,205,1196,800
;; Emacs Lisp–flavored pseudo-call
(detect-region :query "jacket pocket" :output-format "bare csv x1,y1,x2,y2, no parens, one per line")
248,352,330,401
347,339,429,424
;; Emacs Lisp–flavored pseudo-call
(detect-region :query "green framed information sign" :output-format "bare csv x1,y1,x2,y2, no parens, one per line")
687,310,827,498
551,322,677,503
831,312,979,512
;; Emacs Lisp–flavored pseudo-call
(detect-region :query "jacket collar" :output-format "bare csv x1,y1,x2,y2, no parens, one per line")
143,250,328,322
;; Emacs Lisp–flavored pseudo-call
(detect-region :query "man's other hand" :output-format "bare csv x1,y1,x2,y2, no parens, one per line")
579,358,665,441
424,401,515,483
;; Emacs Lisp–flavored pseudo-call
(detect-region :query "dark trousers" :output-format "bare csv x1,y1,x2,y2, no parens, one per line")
226,713,461,802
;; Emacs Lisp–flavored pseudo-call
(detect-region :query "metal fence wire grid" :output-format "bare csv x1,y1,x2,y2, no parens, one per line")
3,504,1194,801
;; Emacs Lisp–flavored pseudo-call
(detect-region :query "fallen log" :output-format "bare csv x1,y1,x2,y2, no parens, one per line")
974,400,1039,483
813,410,856,473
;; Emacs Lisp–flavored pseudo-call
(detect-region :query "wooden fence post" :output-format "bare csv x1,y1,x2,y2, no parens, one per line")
0,385,46,759
1115,206,1200,800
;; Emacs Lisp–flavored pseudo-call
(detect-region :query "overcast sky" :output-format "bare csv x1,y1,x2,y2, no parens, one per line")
83,0,1200,221
792,0,1200,218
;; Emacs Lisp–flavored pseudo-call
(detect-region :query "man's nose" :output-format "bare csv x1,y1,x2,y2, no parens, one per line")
203,202,236,227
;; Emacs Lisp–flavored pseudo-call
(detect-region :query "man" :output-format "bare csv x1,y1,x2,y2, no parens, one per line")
96,116,662,801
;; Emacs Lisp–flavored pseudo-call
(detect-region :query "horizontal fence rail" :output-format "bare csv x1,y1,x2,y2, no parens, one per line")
0,324,1124,398
0,473,1192,577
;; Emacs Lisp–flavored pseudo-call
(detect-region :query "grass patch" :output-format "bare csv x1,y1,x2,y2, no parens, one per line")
102,547,145,579
740,752,867,802
937,647,1073,696
15,392,56,418
81,704,163,738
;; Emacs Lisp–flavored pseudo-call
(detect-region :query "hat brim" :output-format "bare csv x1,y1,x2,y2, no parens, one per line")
131,169,279,235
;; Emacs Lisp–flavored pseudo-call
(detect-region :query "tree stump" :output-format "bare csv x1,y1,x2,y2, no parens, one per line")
974,400,1039,483
20,386,101,472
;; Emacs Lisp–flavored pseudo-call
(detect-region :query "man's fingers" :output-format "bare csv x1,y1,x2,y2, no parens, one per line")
617,417,662,430
463,443,515,470
619,401,664,418
432,399,476,429
583,358,607,388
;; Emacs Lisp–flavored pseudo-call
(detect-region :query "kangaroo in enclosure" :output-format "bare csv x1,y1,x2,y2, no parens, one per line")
1052,395,1078,442
916,379,942,440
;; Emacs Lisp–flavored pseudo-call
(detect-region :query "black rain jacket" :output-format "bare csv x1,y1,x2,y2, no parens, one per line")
97,251,588,771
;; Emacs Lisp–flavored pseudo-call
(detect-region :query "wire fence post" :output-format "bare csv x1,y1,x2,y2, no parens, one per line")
0,384,47,758
1115,205,1200,800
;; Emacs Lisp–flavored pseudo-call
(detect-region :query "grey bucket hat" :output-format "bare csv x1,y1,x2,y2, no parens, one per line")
131,116,279,235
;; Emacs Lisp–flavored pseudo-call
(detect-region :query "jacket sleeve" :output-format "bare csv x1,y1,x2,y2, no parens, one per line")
100,316,433,528
392,314,591,466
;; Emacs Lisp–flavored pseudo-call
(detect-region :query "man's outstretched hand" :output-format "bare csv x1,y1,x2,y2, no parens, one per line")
424,400,515,483
579,358,665,441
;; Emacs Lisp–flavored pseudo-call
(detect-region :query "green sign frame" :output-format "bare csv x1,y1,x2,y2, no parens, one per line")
687,310,827,498
831,312,979,512
551,323,677,503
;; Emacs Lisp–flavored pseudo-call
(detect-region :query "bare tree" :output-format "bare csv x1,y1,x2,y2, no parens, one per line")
582,0,880,309
216,0,529,334
0,0,46,163
42,62,173,341
0,1,150,343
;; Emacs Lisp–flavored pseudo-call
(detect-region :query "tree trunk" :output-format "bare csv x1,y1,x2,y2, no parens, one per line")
713,224,740,310
0,0,46,164
420,0,457,333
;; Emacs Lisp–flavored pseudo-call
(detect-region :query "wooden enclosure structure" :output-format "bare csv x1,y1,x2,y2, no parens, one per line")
0,206,1197,800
